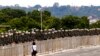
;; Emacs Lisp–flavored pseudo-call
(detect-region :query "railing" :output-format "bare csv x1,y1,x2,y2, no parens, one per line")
0,35,100,56
0,28,100,46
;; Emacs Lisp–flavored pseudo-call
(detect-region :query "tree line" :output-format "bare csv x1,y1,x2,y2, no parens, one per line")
1,4,100,18
0,8,100,32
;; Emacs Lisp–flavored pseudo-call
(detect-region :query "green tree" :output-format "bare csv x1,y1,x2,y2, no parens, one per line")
28,10,51,22
90,20,100,28
20,16,40,29
61,15,80,29
27,10,52,29
28,10,40,22
0,8,26,19
76,16,89,28
7,16,40,30
44,16,60,29
7,18,22,29
0,12,10,23
42,10,51,18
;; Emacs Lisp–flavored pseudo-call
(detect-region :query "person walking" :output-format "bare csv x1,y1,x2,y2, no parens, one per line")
32,41,37,56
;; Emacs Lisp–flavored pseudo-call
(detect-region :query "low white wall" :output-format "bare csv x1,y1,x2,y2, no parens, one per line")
0,35,100,56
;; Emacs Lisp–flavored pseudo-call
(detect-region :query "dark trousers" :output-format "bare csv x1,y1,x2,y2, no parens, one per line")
32,51,37,56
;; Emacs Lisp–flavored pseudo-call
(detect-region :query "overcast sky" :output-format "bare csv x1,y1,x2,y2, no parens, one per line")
0,0,100,7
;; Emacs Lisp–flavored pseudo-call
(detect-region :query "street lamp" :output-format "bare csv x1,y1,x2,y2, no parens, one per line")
40,9,43,31
38,8,43,31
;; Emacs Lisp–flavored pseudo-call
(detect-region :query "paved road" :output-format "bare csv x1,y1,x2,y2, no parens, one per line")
43,46,100,56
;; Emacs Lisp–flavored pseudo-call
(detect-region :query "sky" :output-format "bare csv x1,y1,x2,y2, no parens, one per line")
0,0,100,7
